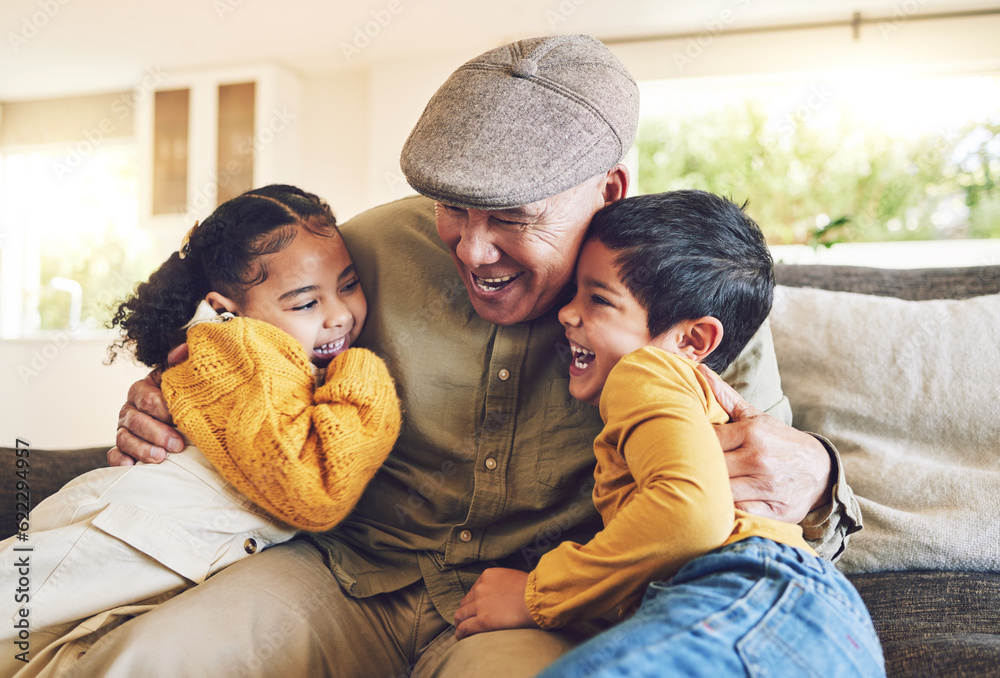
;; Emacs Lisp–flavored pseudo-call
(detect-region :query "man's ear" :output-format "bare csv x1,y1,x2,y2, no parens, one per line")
204,291,240,316
677,316,724,363
602,164,630,206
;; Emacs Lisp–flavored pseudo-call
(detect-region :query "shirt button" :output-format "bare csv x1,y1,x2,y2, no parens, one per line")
485,457,498,470
459,529,473,542
498,368,510,381
243,538,258,554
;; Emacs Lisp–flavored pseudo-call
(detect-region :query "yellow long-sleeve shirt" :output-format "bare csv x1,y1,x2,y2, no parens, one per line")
525,347,814,629
161,316,402,532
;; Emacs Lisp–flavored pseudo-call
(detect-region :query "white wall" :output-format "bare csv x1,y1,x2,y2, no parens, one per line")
299,69,370,220
0,337,150,449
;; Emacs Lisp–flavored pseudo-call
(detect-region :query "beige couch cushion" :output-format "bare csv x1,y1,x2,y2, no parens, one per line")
769,285,1000,573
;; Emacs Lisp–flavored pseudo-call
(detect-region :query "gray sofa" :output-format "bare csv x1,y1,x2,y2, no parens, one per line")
771,262,1000,677
3,262,999,677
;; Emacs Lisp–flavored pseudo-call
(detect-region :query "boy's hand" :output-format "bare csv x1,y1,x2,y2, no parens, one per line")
697,364,831,524
108,343,189,467
454,568,537,640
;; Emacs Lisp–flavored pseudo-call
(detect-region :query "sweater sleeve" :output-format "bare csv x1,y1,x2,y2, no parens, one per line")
526,349,735,629
161,317,402,532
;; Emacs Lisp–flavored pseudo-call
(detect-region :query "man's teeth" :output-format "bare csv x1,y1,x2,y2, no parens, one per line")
315,337,346,355
474,273,517,291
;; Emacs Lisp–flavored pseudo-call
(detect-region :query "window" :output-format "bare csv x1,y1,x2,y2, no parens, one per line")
0,142,158,338
151,89,190,215
217,82,256,205
635,70,1000,250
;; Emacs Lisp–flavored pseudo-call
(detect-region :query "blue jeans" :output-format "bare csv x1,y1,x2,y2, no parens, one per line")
538,538,885,678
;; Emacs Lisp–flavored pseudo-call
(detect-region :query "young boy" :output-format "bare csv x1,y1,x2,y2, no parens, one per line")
453,190,885,677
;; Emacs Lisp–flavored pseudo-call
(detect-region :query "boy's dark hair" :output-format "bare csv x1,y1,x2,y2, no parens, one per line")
587,189,774,373
107,184,338,368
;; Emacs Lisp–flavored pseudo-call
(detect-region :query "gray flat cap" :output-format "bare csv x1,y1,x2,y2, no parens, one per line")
401,35,639,210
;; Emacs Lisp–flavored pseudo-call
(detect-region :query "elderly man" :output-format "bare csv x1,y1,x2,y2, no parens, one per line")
95,35,858,677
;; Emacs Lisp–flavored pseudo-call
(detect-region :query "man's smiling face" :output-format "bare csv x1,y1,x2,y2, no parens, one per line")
434,176,609,326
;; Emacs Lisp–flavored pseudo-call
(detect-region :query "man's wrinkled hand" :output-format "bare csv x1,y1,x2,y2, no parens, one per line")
454,568,537,640
107,343,189,467
697,364,831,524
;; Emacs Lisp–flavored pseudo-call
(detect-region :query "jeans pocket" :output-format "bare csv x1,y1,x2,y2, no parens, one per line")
736,580,885,678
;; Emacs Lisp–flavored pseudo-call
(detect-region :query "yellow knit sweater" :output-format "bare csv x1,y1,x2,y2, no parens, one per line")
161,317,401,532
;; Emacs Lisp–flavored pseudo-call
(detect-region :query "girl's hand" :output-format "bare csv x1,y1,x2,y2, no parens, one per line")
454,568,537,640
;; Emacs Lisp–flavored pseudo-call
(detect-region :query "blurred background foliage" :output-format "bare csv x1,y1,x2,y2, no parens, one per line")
635,99,1000,246
28,145,158,332
37,223,154,331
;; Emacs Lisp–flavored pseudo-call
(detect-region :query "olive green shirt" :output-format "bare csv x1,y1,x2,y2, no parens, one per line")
319,195,860,621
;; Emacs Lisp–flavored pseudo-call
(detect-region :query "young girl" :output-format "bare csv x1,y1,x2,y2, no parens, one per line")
0,185,401,677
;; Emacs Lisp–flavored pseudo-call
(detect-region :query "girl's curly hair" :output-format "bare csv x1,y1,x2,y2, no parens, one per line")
108,184,338,368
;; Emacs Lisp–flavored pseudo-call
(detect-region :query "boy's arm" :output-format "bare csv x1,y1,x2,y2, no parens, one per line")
161,317,401,531
458,351,736,635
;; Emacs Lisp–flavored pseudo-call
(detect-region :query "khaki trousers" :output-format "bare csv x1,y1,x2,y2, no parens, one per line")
67,539,607,678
